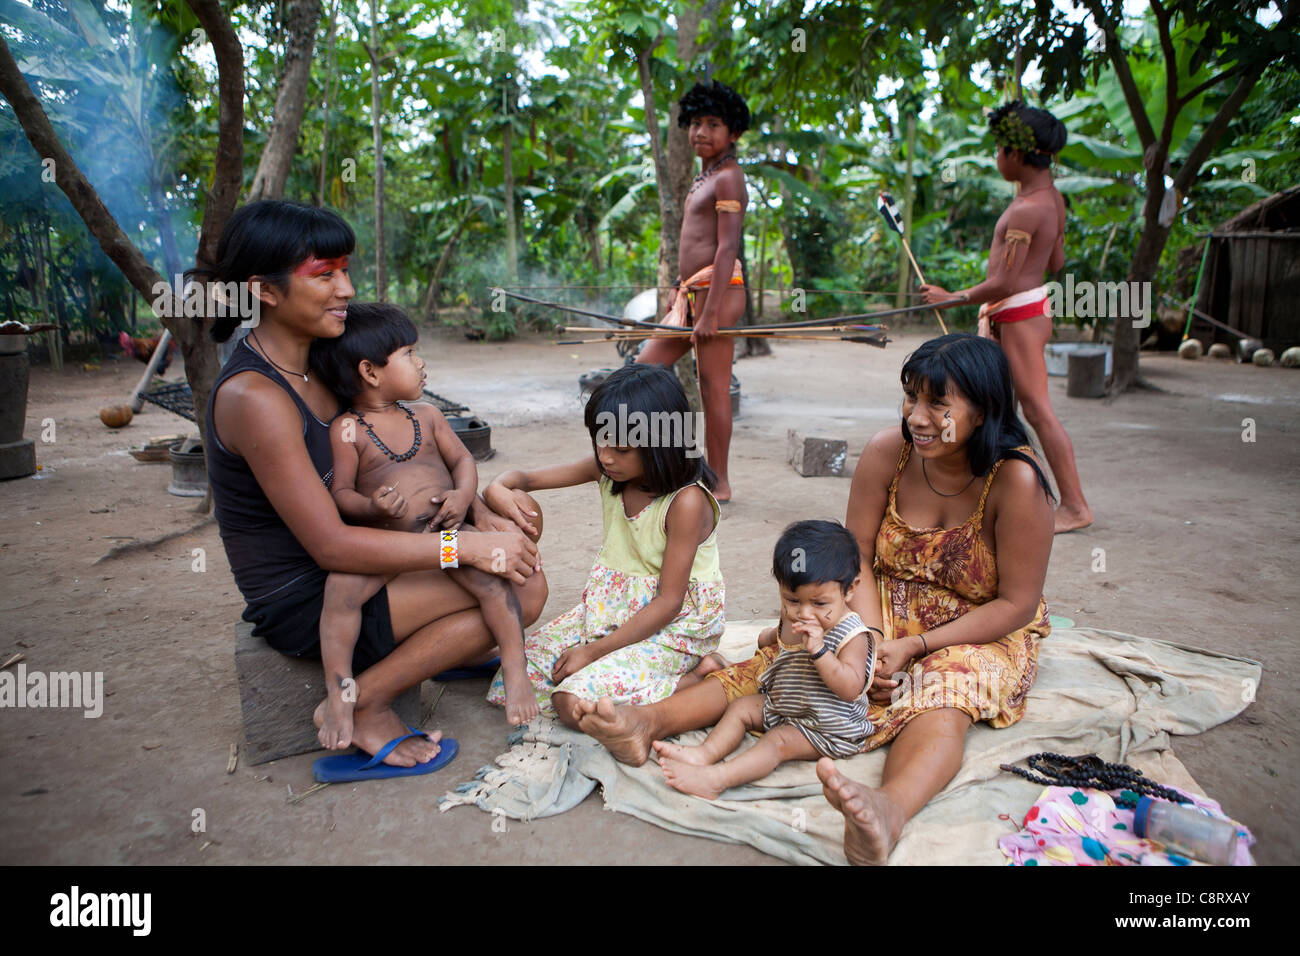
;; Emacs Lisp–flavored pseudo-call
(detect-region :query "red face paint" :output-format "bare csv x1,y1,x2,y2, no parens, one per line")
293,255,349,278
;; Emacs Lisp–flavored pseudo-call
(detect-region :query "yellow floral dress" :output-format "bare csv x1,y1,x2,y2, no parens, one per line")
863,442,1050,749
488,477,725,716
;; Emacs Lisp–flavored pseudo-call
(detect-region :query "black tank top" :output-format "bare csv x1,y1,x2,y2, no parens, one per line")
206,338,337,604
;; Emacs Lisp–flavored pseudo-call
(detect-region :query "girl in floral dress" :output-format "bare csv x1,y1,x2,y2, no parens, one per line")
484,364,724,725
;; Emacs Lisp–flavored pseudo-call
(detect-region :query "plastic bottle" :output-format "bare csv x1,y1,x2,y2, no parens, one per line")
1133,796,1240,865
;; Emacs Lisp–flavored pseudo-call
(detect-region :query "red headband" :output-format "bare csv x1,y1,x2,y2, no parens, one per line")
293,255,349,278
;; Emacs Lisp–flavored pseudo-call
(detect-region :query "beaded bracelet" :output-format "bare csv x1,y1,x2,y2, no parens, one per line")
439,529,459,569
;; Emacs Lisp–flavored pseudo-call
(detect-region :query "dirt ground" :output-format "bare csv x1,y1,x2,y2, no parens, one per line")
1,328,1296,865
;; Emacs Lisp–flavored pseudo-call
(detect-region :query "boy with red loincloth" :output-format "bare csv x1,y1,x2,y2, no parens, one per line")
919,101,1092,533
636,80,749,503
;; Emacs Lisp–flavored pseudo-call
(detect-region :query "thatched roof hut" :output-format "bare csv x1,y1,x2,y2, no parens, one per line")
1176,186,1300,351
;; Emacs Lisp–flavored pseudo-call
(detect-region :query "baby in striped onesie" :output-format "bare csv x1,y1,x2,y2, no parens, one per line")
656,520,878,800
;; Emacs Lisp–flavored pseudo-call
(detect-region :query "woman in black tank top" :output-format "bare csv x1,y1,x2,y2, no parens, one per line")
201,201,546,771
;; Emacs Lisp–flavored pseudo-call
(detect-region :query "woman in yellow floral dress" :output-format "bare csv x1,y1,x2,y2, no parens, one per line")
575,333,1055,864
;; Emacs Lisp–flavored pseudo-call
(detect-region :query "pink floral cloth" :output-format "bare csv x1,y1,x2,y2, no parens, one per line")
999,785,1255,866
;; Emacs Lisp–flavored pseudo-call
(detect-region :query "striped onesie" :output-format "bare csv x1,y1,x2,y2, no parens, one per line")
758,612,877,758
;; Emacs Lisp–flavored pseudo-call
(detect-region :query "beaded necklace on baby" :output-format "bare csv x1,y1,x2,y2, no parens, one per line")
350,404,422,462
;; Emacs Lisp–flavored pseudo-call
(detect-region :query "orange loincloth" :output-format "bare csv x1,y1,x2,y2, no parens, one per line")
664,262,745,328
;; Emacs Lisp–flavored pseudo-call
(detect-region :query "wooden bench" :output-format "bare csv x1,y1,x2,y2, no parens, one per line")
235,622,421,765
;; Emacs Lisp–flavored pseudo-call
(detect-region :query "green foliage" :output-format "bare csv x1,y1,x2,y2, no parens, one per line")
5,0,1298,352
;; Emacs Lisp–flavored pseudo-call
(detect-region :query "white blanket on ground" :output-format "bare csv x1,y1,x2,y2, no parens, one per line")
439,623,1261,865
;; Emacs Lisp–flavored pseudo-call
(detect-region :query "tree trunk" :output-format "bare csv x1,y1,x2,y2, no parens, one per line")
317,0,340,206
503,86,519,284
587,217,603,274
0,5,243,475
33,221,60,369
421,201,480,321
1109,86,1267,391
248,0,321,201
895,113,916,309
665,4,708,410
367,0,386,301
635,43,674,318
189,0,245,276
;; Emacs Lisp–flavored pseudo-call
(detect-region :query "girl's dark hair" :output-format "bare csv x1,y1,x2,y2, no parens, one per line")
772,519,861,594
678,80,750,135
900,333,1055,500
190,200,355,342
309,302,417,403
583,364,716,496
989,100,1067,169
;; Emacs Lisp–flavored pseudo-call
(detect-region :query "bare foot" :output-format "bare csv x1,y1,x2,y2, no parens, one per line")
660,757,727,800
576,697,653,766
503,669,540,726
712,478,732,504
816,757,906,865
695,652,727,677
316,691,355,750
347,706,442,768
1053,504,1094,534
651,739,709,766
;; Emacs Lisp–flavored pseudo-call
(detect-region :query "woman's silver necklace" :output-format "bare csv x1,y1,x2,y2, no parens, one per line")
922,459,977,497
251,330,309,383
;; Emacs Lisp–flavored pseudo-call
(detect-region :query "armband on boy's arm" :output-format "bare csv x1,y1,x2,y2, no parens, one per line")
1002,228,1033,270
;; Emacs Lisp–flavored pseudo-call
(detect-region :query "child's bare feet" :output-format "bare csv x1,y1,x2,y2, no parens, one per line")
576,697,654,766
816,757,906,865
313,700,442,766
651,739,709,766
660,757,727,800
694,652,727,678
503,670,540,726
316,690,356,750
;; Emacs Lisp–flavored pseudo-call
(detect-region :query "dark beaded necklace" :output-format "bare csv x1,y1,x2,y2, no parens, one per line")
1000,752,1190,808
687,150,736,197
350,403,421,462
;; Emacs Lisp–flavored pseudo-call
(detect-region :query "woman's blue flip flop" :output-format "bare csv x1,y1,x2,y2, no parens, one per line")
432,656,501,682
312,728,458,783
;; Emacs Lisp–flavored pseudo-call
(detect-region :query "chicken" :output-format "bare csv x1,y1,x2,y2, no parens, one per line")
119,331,175,376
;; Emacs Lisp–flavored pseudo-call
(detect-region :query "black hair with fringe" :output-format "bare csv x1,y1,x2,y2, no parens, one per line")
899,333,1055,500
771,519,861,594
188,200,356,343
308,302,418,404
989,100,1067,169
677,80,750,135
583,364,716,497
